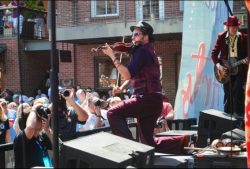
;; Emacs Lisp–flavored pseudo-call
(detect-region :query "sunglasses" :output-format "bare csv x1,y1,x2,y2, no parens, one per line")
132,32,142,37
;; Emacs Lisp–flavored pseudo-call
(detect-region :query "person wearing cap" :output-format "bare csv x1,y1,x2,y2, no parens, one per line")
101,21,162,147
211,16,248,118
12,94,20,106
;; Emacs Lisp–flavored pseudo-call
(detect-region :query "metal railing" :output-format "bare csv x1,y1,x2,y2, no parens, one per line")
0,143,14,168
0,7,49,40
168,118,197,130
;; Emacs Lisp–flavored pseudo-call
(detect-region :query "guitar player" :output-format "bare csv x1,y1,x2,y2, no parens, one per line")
211,16,248,123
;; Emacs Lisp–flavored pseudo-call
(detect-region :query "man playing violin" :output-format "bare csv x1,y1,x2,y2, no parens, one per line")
101,21,163,147
211,16,248,119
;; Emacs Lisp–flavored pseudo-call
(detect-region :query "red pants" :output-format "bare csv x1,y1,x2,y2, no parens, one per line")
154,135,190,154
107,93,162,146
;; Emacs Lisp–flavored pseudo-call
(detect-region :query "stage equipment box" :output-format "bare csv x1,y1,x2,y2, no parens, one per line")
221,128,245,141
194,153,247,168
153,153,193,168
60,132,155,168
155,130,197,145
155,130,197,137
197,109,237,147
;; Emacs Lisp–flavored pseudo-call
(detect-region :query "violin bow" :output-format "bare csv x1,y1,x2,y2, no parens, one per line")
115,36,125,87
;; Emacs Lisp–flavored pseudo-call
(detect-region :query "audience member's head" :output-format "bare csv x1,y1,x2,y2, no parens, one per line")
107,96,122,108
33,97,49,106
76,89,86,104
7,102,18,111
17,103,31,130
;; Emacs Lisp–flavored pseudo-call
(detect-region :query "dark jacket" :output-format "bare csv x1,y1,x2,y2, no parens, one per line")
211,31,248,65
130,44,162,95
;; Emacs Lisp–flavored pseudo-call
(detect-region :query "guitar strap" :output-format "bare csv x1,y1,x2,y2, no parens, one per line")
239,32,245,59
229,32,243,60
238,32,242,59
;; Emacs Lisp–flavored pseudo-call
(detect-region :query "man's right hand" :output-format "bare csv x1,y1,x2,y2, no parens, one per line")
216,63,228,78
216,63,227,71
112,86,122,95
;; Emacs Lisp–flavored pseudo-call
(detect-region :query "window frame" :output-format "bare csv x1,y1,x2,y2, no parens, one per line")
136,0,164,21
91,0,119,18
179,1,184,11
94,55,130,90
94,56,115,90
71,0,78,26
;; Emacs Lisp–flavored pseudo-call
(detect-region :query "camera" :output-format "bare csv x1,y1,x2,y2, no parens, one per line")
93,99,101,106
92,97,109,109
36,106,51,120
60,89,70,97
155,116,165,128
58,94,68,118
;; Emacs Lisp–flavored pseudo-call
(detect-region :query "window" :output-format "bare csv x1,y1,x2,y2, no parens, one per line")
91,0,119,17
94,56,129,89
136,0,164,20
143,0,159,19
179,1,184,11
71,0,78,25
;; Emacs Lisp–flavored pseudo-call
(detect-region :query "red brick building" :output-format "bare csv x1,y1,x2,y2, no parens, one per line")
0,0,248,105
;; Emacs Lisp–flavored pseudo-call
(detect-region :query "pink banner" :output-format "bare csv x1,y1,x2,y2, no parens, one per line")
245,63,250,168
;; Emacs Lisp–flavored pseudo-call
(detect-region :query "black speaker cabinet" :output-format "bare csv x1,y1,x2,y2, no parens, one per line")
60,132,155,168
60,50,72,62
221,128,245,141
197,109,237,147
194,154,247,168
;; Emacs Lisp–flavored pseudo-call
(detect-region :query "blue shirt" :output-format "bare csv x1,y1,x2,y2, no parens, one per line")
7,109,16,142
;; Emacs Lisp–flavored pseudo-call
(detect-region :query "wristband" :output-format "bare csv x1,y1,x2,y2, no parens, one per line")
115,63,122,69
112,58,118,63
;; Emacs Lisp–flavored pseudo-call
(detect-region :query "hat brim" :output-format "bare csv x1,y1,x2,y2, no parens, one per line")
223,21,241,26
130,26,138,32
130,26,148,34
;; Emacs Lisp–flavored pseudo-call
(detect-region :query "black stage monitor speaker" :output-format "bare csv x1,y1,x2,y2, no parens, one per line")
197,109,237,147
221,128,245,141
60,132,155,168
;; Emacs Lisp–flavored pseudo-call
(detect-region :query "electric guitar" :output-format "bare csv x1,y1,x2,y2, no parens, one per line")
214,57,248,84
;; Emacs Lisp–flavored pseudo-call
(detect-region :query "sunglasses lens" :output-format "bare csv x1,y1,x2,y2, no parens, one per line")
132,32,140,37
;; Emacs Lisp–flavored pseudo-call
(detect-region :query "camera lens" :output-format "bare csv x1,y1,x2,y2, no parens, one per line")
36,107,48,119
63,90,70,97
93,99,101,106
44,107,51,115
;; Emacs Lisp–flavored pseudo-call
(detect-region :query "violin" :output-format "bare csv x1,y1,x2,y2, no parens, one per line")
91,42,134,53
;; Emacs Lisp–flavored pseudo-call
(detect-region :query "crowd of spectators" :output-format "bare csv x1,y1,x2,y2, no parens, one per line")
0,87,176,143
0,86,177,168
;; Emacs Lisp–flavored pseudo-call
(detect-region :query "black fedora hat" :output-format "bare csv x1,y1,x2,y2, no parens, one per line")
130,21,154,35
